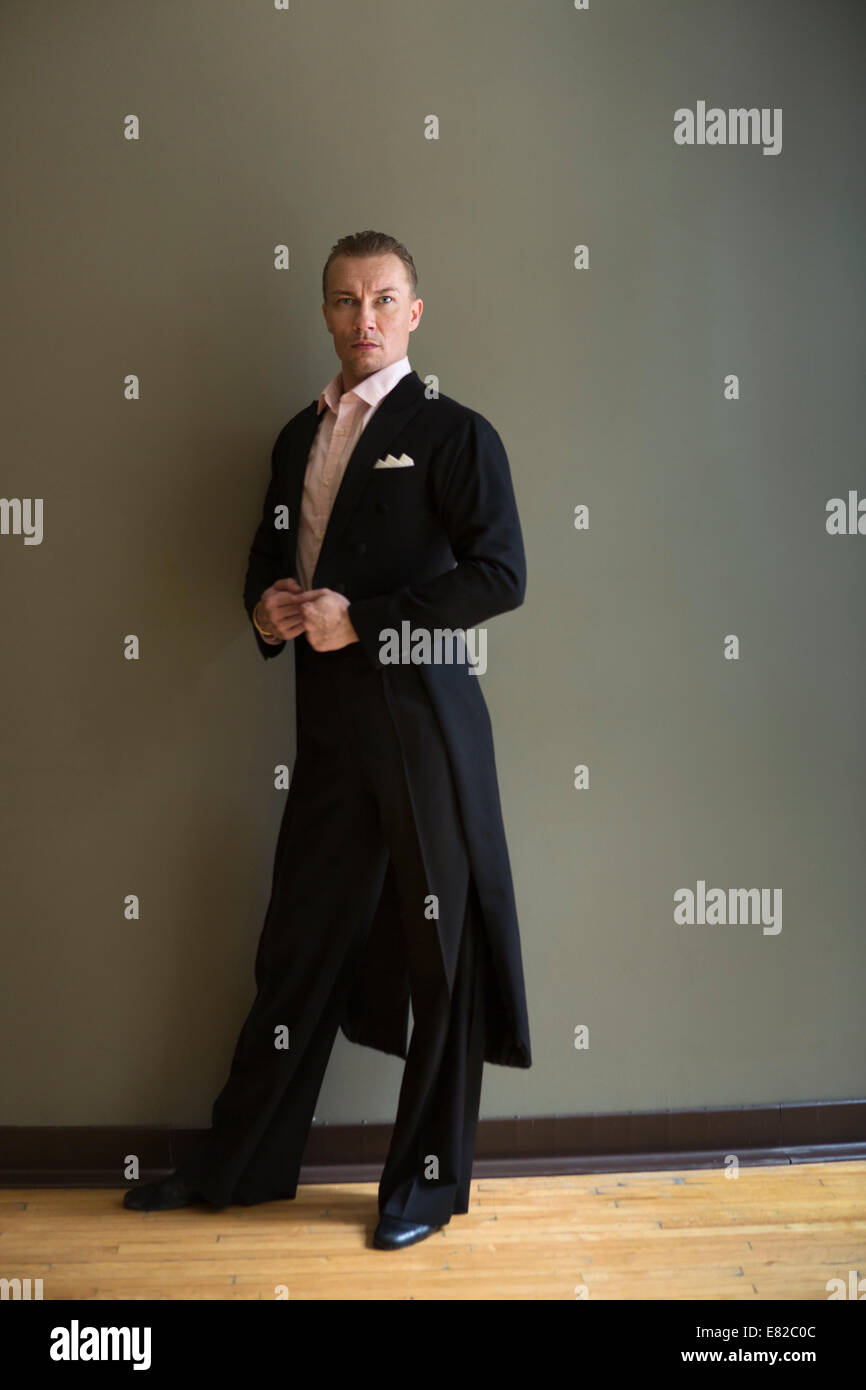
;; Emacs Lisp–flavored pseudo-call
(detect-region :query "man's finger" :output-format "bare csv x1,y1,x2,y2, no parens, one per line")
270,615,306,638
268,593,305,611
272,577,304,591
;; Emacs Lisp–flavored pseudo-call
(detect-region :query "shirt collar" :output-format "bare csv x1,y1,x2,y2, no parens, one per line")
317,355,412,416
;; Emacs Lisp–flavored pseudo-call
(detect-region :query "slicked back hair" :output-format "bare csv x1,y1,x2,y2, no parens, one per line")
322,230,418,303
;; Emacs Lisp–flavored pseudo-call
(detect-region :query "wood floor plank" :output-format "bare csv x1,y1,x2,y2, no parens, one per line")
0,1160,863,1300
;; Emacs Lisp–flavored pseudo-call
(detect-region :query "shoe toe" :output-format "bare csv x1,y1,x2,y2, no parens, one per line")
123,1173,199,1211
373,1216,442,1249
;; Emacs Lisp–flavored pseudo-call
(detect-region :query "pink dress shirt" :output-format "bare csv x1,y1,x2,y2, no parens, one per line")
295,355,413,591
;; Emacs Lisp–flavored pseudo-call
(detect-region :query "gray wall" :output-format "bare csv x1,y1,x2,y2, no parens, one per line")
1,0,864,1129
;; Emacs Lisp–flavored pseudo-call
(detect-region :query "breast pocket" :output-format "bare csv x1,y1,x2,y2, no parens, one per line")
368,460,426,507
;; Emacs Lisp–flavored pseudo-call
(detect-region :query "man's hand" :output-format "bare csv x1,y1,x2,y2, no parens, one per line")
254,577,308,642
293,587,360,651
254,578,359,651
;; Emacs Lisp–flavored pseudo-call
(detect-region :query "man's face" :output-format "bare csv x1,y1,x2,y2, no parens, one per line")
322,253,423,390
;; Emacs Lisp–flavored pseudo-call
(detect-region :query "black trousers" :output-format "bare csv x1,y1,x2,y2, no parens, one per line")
179,639,488,1227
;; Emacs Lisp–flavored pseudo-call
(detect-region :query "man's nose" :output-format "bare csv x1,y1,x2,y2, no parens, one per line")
354,301,378,329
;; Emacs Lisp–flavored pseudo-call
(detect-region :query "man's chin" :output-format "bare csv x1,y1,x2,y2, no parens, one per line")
346,350,383,370
341,352,386,386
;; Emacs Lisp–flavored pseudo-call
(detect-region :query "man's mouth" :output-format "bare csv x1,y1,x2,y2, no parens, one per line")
352,342,378,349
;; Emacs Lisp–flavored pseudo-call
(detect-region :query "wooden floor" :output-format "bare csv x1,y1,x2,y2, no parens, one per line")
2,1160,864,1299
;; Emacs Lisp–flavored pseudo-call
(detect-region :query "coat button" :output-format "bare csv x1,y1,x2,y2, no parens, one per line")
357,542,367,555
334,581,345,593
375,501,389,514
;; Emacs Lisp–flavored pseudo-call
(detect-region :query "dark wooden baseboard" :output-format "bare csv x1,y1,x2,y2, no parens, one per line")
1,1099,864,1187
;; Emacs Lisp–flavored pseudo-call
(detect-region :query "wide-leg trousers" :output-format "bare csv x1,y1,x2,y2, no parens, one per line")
179,638,488,1227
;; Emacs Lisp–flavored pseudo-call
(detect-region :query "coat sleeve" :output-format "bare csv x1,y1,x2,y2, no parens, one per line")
347,412,526,670
242,425,290,661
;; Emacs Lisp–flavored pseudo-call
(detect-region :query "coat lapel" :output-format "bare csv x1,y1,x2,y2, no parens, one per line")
286,366,428,583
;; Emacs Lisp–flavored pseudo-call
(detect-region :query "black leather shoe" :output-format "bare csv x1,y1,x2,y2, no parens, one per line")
123,1172,204,1211
373,1215,442,1250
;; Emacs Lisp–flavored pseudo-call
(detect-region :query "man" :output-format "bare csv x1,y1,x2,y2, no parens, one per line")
124,230,531,1251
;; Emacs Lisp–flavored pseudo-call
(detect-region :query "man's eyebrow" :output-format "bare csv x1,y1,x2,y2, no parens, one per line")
331,286,402,297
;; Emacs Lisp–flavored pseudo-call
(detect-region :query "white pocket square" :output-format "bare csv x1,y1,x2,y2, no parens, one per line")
373,453,414,468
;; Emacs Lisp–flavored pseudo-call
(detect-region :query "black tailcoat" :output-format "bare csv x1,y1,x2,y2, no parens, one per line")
242,368,531,1069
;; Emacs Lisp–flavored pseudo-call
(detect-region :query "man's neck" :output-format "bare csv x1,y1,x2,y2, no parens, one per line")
340,356,398,396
